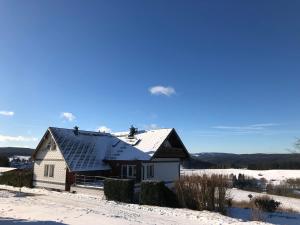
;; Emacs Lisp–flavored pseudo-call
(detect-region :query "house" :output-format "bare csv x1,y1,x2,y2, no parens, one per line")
32,126,189,191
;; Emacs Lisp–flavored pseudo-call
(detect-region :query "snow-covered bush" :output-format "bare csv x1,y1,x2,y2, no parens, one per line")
104,178,134,203
175,174,229,214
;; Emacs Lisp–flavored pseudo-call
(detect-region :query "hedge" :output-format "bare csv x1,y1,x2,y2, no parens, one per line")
104,178,134,203
140,180,178,207
0,169,33,188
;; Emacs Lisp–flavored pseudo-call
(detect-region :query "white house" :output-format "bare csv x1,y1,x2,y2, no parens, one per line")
32,126,189,191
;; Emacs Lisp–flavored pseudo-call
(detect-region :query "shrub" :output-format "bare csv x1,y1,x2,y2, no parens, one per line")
266,183,300,199
175,174,229,214
253,195,280,212
140,180,178,207
104,178,134,203
0,169,32,188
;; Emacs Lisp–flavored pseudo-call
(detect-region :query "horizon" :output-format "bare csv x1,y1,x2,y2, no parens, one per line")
0,1,300,154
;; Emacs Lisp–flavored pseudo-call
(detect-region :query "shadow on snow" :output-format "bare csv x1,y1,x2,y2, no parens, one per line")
0,217,67,225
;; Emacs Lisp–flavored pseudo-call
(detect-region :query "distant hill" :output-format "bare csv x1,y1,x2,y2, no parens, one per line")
186,152,300,170
0,147,35,157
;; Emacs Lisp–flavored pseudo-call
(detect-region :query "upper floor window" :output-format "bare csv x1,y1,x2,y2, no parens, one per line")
51,141,56,151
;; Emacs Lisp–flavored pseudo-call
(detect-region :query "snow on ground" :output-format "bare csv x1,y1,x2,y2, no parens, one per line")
182,169,300,185
0,185,268,225
0,167,17,173
230,188,300,213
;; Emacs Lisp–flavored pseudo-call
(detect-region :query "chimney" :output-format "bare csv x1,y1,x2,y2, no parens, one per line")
73,126,79,135
128,125,137,138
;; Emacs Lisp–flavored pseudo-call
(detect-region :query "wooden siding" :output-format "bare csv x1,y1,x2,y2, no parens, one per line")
33,133,67,190
152,130,189,159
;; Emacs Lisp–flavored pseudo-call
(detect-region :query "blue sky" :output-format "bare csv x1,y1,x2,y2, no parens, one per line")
0,1,299,153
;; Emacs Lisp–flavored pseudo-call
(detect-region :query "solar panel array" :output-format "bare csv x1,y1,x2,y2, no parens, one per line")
50,127,110,171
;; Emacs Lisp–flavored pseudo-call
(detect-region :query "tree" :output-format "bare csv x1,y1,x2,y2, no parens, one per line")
0,156,9,167
288,138,300,154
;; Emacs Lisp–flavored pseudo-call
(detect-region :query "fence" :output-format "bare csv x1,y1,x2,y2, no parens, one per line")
74,174,105,188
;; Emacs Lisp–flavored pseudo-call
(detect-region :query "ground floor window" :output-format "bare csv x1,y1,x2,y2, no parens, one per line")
121,165,136,178
44,164,55,177
146,164,154,178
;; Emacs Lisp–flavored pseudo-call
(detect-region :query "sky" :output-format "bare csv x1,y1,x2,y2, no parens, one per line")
0,0,299,153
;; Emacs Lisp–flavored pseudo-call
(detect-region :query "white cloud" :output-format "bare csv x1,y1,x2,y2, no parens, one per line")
0,111,14,116
96,126,111,133
212,123,278,131
144,124,160,130
61,112,76,122
149,86,176,96
0,134,37,142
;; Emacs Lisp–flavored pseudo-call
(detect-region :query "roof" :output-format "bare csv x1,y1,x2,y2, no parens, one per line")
34,127,179,172
49,127,112,172
113,128,173,155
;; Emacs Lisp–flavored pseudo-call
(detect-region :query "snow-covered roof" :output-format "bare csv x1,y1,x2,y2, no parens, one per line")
49,127,112,172
42,127,173,172
113,129,173,155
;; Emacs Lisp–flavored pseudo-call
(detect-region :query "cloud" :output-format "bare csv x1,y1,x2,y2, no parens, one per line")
96,126,111,133
0,134,37,142
149,86,176,96
144,124,160,130
0,111,14,116
61,112,76,122
212,123,278,131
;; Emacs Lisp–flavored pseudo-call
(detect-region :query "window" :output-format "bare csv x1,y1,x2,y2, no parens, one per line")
121,165,136,178
51,141,56,151
127,165,136,178
44,165,49,177
49,165,55,177
45,143,51,151
121,165,127,178
147,165,154,178
44,164,54,177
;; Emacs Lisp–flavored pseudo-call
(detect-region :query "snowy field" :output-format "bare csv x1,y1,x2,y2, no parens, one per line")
182,169,300,185
0,185,267,225
230,188,300,213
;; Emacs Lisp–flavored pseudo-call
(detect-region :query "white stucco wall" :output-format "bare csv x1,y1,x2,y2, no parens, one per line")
153,161,180,182
33,134,67,190
142,158,180,182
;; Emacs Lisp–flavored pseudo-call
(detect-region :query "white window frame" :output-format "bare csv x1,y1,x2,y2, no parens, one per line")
121,165,136,178
49,165,55,177
44,164,55,178
50,140,56,151
44,164,49,177
146,164,154,179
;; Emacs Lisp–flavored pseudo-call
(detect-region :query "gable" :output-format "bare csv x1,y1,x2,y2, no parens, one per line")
34,131,65,161
152,129,189,159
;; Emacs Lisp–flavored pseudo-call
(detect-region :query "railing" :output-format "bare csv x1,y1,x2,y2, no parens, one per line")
74,175,106,188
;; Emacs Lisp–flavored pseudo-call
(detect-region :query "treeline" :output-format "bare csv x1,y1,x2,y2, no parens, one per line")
0,156,9,167
186,153,300,170
248,161,300,170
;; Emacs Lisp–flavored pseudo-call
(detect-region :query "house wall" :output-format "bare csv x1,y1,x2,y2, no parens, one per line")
33,134,67,190
143,158,180,182
107,160,142,180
